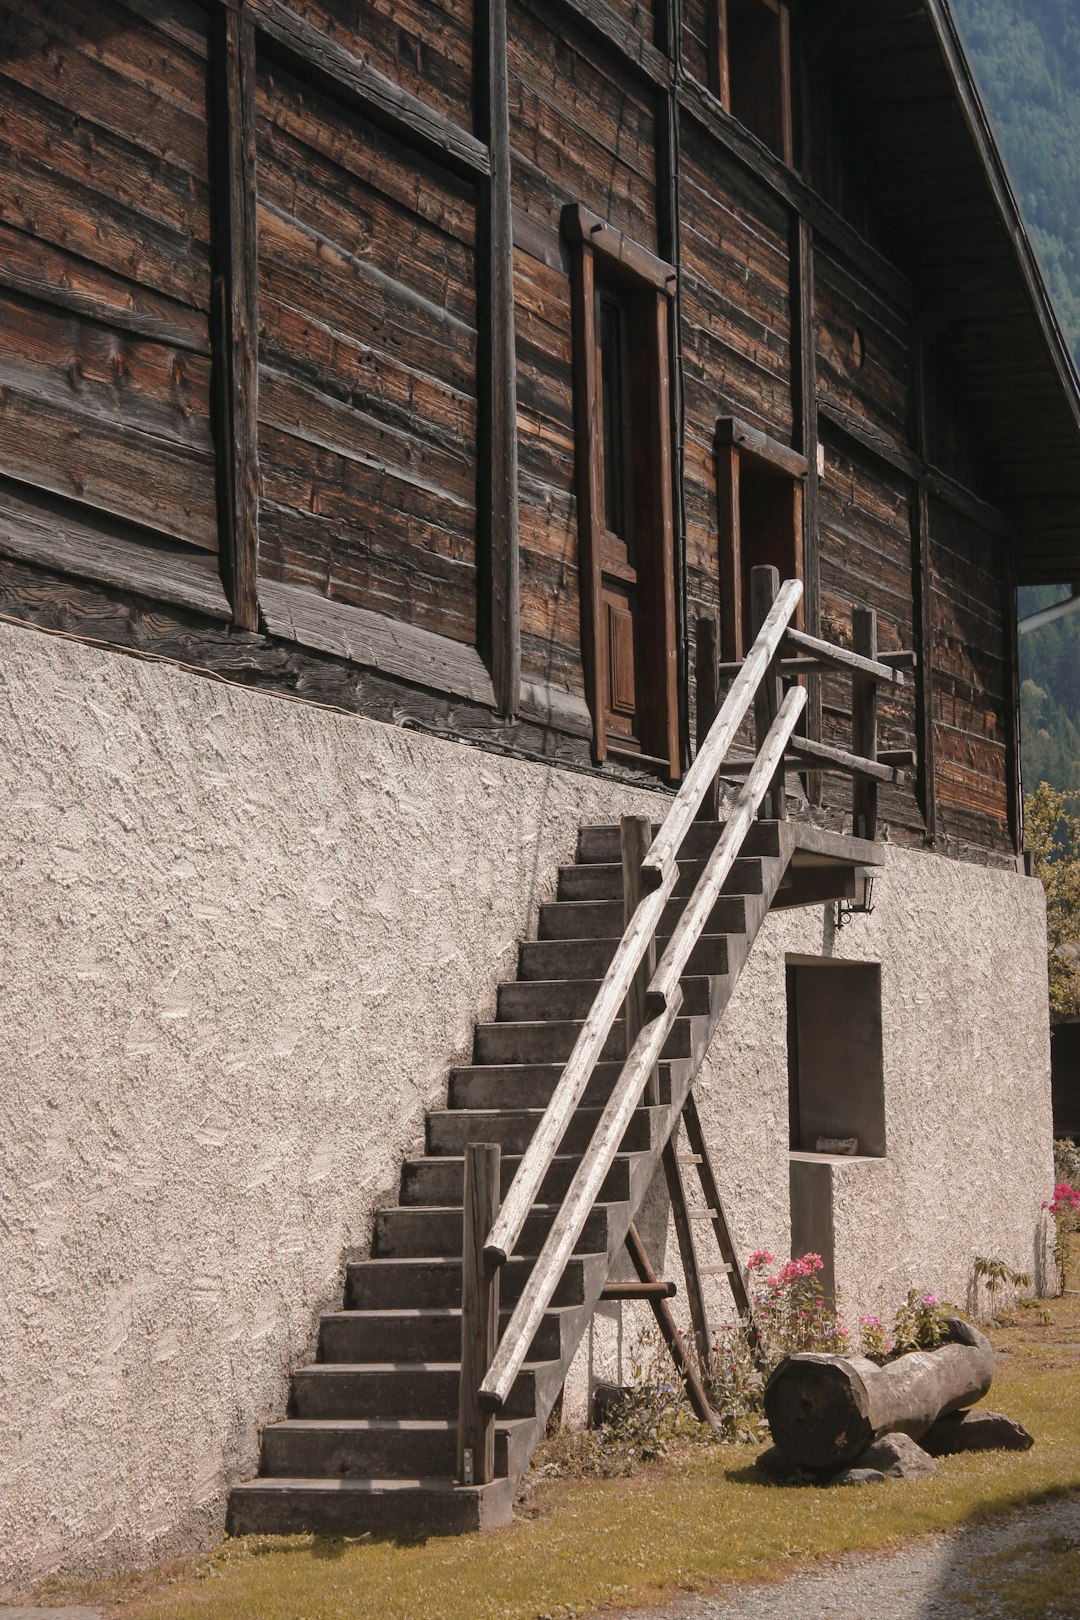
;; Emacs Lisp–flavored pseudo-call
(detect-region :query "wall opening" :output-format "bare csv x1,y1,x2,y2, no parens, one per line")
786,957,885,1157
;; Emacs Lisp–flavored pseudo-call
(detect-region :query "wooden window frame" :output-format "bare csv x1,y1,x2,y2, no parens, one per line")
709,0,794,167
716,416,807,660
564,204,680,777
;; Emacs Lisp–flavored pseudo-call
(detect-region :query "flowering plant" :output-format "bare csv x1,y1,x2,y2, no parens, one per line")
1042,1178,1080,1293
891,1288,956,1353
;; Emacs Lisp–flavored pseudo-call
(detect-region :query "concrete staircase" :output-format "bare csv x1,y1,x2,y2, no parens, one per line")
228,816,793,1538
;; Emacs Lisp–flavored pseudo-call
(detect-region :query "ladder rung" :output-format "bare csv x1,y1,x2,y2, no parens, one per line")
699,1263,734,1275
689,1208,721,1220
677,1153,703,1165
601,1279,678,1301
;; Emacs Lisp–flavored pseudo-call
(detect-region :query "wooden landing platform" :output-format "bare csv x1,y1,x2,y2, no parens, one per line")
772,824,883,911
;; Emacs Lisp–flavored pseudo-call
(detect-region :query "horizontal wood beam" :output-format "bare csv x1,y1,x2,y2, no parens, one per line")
563,205,677,292
783,627,910,686
546,0,672,89
819,399,1011,539
678,76,915,314
721,739,907,784
600,1279,678,1300
248,0,491,181
716,416,808,480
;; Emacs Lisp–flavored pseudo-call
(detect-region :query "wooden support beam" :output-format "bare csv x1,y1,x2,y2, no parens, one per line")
458,1142,501,1486
751,566,786,821
209,5,260,631
621,815,657,1104
782,627,909,686
680,1092,758,1351
623,1222,719,1432
911,320,938,844
600,1277,677,1300
793,213,822,803
851,608,878,841
249,0,490,180
695,615,722,822
478,0,520,717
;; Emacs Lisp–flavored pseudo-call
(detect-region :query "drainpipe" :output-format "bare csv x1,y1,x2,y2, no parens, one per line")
1018,588,1080,635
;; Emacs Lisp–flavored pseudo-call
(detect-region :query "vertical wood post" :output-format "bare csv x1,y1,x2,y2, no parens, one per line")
750,565,786,821
209,4,260,631
911,320,937,843
792,212,822,804
695,615,722,823
458,1142,501,1487
624,1222,719,1431
621,815,657,1104
477,0,520,717
851,607,878,841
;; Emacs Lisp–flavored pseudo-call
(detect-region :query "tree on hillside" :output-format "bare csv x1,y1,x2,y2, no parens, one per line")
1024,782,1080,1016
953,0,1080,366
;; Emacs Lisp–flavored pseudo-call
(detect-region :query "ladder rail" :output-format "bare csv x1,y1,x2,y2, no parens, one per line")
479,685,806,1410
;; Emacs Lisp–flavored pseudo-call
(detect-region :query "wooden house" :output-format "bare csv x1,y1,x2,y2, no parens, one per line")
1,0,1075,1586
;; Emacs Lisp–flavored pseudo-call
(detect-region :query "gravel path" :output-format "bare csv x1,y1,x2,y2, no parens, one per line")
606,1495,1080,1619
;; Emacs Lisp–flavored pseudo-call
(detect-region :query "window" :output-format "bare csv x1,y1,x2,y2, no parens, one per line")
710,0,793,166
715,417,806,660
565,205,680,778
786,959,886,1157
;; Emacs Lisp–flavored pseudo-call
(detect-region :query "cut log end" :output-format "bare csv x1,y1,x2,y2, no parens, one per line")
763,1354,875,1468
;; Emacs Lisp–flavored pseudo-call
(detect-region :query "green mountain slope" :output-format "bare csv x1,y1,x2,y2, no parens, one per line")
952,3,1080,791
952,0,1080,367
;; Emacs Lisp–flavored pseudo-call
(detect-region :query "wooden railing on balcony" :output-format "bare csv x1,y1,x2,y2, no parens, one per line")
457,567,913,1474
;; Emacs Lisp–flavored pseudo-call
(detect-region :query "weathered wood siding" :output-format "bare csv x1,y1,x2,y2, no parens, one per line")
0,0,217,556
0,0,1033,864
928,499,1012,852
509,0,659,706
254,61,479,643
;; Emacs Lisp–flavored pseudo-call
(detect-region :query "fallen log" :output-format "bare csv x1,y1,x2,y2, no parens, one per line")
763,1317,995,1468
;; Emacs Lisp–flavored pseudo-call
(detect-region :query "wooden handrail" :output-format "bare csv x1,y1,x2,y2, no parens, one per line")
482,576,803,1270
782,626,908,687
479,684,807,1411
648,687,806,1011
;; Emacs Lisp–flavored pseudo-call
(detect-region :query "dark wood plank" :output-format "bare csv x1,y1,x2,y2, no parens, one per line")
458,1142,500,1486
248,0,490,182
0,475,230,620
209,5,259,629
478,0,521,717
259,577,495,705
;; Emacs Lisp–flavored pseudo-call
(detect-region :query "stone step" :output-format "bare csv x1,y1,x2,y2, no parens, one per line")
557,856,762,902
290,1361,550,1420
538,894,746,940
346,1253,594,1311
495,975,712,1022
372,1201,616,1260
318,1306,566,1364
260,1417,530,1481
517,935,729,981
472,1015,693,1066
400,1147,642,1206
446,1061,678,1113
575,819,782,864
426,1103,664,1157
227,1475,514,1538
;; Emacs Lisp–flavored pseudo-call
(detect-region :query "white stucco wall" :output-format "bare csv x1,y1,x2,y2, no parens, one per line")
0,620,1053,1595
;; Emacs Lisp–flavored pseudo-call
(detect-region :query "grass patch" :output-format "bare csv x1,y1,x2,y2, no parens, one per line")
44,1296,1080,1620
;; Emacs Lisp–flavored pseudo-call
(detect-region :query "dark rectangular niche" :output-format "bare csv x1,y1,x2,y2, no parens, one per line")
786,957,885,1157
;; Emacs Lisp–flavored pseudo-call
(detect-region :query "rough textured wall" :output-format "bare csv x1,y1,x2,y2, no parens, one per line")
588,839,1053,1386
0,621,666,1597
0,620,1053,1593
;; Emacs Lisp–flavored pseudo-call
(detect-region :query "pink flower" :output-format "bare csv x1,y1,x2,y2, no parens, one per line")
746,1249,775,1271
922,1293,938,1306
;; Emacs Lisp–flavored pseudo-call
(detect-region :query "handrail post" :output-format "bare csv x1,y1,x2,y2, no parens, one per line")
851,607,878,840
458,1142,501,1486
694,615,722,823
621,815,657,1104
750,566,786,821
